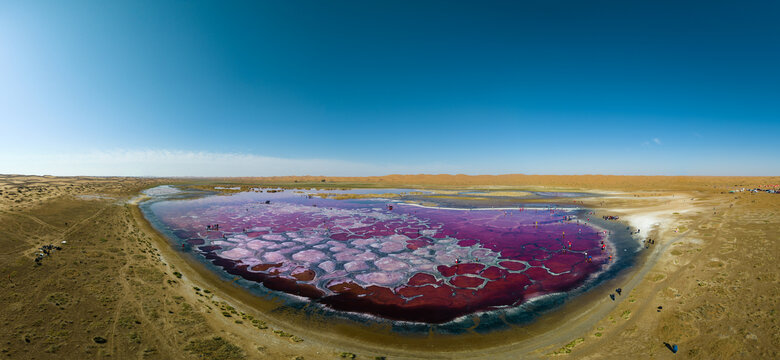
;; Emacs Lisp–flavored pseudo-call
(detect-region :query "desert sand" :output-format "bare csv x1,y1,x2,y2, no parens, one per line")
0,174,777,359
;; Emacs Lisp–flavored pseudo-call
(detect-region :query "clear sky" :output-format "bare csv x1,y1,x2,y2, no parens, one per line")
1,1,778,176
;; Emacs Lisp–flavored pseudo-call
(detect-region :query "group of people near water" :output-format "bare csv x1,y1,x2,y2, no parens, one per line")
729,186,779,194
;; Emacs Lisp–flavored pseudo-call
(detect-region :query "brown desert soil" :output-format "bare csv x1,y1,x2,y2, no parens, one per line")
0,174,777,359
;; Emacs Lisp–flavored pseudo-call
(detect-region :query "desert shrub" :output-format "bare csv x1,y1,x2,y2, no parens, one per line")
47,292,71,307
184,337,245,360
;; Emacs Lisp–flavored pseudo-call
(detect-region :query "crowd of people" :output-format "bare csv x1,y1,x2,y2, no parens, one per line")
729,187,779,194
34,243,62,264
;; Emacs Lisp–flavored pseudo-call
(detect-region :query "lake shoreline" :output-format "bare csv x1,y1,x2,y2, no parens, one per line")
133,185,652,357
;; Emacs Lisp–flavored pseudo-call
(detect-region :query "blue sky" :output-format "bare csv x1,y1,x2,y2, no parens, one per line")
1,1,778,176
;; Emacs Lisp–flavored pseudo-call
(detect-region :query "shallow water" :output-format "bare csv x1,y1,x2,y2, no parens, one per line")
141,186,636,332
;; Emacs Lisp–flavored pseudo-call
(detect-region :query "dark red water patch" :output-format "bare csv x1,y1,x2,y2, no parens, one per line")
480,266,508,280
437,265,458,277
397,228,422,238
408,273,437,286
149,192,612,323
457,239,478,247
524,283,545,298
523,267,554,283
498,261,527,271
404,285,454,306
545,252,584,274
291,268,316,281
526,259,545,267
320,290,457,324
504,273,532,288
250,263,281,271
264,277,324,298
330,233,350,241
328,281,371,295
450,275,485,288
346,233,370,240
455,263,485,275
406,238,432,250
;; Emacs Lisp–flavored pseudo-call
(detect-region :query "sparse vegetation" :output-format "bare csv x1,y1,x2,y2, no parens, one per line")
621,310,631,320
550,337,584,355
274,329,293,338
184,337,245,360
46,292,71,307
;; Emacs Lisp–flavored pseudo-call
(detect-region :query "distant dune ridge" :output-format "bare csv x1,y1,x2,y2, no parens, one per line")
213,174,780,191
